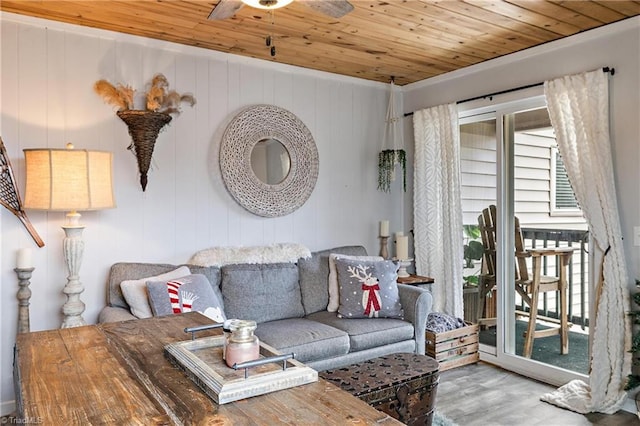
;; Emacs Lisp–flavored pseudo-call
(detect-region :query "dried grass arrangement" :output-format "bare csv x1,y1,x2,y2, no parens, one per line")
94,73,196,115
93,80,134,111
94,74,196,191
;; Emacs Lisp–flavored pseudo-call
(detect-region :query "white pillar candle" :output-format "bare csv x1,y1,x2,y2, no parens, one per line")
379,220,390,237
16,248,33,269
396,236,409,260
394,232,404,257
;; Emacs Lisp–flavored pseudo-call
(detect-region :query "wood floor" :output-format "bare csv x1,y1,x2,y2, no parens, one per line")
436,362,639,425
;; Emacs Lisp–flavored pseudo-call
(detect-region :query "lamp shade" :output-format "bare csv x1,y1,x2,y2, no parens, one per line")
23,147,115,211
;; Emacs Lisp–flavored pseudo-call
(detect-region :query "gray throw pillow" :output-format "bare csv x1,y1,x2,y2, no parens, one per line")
328,254,383,312
147,274,226,323
120,266,191,318
334,258,404,319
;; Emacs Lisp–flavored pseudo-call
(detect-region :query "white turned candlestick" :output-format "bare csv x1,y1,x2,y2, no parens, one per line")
15,267,35,334
397,259,412,278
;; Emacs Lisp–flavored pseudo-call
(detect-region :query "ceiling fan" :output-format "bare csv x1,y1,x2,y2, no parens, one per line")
208,0,354,20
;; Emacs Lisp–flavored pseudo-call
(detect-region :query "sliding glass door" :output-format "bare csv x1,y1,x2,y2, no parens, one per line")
460,93,590,386
460,113,498,355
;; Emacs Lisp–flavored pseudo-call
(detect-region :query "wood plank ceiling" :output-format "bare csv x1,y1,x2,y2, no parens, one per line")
1,1,638,85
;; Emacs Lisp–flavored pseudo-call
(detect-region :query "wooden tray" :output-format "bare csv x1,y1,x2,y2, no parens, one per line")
164,335,318,404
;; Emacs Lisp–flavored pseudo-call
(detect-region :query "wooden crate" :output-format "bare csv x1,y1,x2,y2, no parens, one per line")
426,322,479,371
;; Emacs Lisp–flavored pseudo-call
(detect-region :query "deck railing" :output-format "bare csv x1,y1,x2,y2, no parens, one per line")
520,227,590,329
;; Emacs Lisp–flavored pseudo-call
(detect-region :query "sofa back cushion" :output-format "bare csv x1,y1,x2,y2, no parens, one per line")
121,266,192,318
108,263,180,310
147,274,226,322
221,263,303,323
298,246,367,315
186,265,223,304
107,262,222,311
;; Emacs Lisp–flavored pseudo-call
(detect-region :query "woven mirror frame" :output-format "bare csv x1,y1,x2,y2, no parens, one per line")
220,105,319,217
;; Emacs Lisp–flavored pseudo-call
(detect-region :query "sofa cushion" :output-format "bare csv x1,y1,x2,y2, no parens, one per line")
120,266,191,318
328,254,383,312
298,246,367,316
334,258,404,319
307,311,414,352
107,262,222,312
107,263,183,310
221,263,303,323
147,274,226,322
185,265,223,306
255,318,350,363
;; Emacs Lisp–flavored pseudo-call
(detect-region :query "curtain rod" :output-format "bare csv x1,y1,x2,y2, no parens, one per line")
403,67,615,117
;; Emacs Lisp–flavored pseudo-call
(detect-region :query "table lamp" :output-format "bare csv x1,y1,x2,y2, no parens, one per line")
23,143,115,328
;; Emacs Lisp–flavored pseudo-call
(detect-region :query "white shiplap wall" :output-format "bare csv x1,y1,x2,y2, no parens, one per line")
0,14,407,413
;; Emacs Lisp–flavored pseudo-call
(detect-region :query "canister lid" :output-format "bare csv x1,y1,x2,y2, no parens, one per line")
223,318,242,332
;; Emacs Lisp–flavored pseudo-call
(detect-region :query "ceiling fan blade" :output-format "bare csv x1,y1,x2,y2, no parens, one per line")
299,0,354,18
208,0,245,20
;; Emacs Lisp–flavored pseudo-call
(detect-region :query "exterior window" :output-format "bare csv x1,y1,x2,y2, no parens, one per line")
550,147,580,214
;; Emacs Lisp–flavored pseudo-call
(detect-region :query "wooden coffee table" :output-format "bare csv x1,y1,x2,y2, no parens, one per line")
14,312,401,425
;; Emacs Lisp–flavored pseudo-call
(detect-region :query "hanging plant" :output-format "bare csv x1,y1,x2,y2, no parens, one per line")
94,74,196,191
378,79,406,193
378,149,406,193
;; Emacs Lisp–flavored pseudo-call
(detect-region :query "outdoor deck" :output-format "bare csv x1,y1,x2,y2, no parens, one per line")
468,227,591,374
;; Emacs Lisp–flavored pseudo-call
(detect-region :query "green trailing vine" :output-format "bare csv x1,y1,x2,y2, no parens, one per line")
625,279,640,391
378,149,406,193
463,225,484,286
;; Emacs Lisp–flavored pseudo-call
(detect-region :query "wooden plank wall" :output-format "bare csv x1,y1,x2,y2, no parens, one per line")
0,15,406,414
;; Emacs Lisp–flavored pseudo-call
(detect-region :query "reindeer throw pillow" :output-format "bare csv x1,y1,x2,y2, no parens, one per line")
328,254,384,312
146,274,226,323
334,258,403,319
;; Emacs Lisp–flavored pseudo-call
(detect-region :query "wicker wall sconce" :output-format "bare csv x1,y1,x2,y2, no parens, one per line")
116,110,172,191
94,74,195,191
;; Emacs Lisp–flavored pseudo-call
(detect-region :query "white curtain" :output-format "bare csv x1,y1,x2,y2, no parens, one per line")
540,70,631,414
413,103,464,318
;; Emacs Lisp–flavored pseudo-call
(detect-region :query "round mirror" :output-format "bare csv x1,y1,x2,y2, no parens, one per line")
250,138,291,185
220,105,319,217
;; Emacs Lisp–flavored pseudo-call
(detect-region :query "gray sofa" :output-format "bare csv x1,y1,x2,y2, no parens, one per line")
98,245,433,371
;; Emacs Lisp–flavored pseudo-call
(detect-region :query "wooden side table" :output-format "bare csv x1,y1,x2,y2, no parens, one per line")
397,274,434,286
